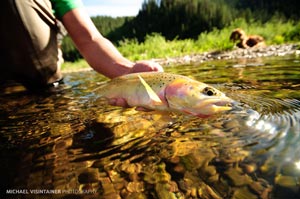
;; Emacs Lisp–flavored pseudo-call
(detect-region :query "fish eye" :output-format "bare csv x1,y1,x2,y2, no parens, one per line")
203,87,216,96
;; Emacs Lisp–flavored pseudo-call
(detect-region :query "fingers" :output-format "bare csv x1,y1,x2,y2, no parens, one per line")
108,98,152,112
108,98,129,107
131,61,164,73
135,106,152,112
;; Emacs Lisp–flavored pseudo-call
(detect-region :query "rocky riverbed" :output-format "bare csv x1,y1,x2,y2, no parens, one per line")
154,43,300,66
2,50,300,199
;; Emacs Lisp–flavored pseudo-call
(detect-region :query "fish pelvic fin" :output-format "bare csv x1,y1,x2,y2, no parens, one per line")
138,75,163,105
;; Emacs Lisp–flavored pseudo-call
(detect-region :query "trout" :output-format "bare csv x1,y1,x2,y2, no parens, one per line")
96,72,233,117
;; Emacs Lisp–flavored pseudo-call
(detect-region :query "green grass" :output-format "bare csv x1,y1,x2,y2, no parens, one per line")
61,59,90,72
62,18,300,71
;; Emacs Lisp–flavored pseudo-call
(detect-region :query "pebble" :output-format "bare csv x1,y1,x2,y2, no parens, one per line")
223,119,240,131
126,181,145,192
232,186,258,199
198,184,223,199
224,167,252,187
275,174,298,193
78,169,99,184
241,162,257,174
207,174,219,184
202,165,217,177
248,181,271,197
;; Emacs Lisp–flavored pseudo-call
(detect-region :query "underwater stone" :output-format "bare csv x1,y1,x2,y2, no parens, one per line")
203,165,217,177
241,163,257,174
126,181,145,193
207,174,220,184
224,167,252,187
223,120,240,130
232,186,258,199
78,169,99,184
248,180,272,199
275,174,298,193
198,183,223,199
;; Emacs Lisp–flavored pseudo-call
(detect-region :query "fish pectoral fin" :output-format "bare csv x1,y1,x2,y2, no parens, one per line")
138,75,163,105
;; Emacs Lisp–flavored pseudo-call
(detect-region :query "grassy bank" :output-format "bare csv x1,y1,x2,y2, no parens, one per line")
62,19,300,71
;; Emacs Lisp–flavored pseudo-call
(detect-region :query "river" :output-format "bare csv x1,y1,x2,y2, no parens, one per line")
1,54,300,199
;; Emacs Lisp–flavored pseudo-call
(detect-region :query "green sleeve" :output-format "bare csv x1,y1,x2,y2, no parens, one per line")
51,0,84,19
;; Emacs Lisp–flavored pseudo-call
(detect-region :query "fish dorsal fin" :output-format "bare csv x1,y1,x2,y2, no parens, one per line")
138,75,163,105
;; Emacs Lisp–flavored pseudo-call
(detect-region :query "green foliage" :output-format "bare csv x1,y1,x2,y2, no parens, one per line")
116,19,300,61
91,16,133,36
196,28,234,52
117,33,200,60
127,0,235,41
61,16,134,61
228,17,300,45
61,36,81,62
233,0,300,21
61,18,300,71
61,59,89,71
92,16,134,42
283,23,300,42
60,0,300,63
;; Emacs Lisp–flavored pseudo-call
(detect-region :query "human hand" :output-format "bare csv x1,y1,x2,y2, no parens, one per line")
108,98,151,111
129,60,164,73
108,98,129,107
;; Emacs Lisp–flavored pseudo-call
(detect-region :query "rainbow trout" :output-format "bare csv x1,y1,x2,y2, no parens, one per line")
96,72,233,117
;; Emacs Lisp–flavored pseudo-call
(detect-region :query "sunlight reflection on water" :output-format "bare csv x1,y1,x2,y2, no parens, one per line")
1,55,300,198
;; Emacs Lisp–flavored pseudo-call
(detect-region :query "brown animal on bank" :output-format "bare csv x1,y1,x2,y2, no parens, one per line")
230,28,266,49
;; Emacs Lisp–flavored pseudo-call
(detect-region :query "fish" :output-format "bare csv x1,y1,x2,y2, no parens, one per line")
96,72,233,117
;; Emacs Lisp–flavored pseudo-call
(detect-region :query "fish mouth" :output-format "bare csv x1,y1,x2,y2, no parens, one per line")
214,97,234,108
210,102,233,112
194,97,234,116
200,97,233,107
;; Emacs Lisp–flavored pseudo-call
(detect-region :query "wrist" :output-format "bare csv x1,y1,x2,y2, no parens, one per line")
110,61,135,78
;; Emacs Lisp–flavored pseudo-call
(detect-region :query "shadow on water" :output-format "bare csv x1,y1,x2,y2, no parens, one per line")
1,55,300,198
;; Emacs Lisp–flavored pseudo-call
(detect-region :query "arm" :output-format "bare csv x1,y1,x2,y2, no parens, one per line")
61,8,163,78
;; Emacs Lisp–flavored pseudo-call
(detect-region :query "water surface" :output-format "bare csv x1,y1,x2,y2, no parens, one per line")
1,55,300,199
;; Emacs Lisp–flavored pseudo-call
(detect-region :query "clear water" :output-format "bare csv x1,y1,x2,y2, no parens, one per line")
1,55,300,199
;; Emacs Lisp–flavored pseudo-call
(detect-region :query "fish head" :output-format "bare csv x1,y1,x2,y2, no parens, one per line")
165,79,233,117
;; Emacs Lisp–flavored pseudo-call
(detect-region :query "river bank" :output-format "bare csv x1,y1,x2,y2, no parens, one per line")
62,43,300,73
153,43,300,66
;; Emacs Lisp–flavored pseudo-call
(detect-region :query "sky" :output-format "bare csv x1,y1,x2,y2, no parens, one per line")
82,0,145,17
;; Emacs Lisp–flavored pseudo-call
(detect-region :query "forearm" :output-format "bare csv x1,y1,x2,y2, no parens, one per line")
61,8,134,78
78,34,134,78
